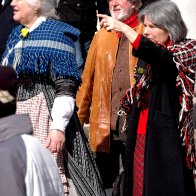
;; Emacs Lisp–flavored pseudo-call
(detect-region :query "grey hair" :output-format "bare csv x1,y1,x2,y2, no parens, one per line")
27,0,41,7
139,0,187,43
128,0,142,11
27,0,59,19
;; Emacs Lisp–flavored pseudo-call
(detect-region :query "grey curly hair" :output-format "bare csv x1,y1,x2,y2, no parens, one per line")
27,0,59,19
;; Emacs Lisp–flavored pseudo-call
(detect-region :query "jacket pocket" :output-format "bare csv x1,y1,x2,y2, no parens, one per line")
155,111,175,128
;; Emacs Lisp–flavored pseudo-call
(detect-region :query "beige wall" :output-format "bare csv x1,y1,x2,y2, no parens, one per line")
173,0,196,39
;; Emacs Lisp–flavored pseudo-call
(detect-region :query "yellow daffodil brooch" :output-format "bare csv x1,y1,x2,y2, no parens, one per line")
21,28,29,38
137,67,144,75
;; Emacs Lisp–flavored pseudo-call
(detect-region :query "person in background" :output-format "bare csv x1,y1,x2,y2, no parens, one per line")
56,0,97,74
0,0,18,59
97,0,110,15
1,0,105,195
76,0,143,191
0,66,64,196
98,0,196,195
140,0,158,8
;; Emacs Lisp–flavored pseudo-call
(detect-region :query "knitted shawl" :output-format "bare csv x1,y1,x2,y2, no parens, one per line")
120,38,196,176
1,19,81,82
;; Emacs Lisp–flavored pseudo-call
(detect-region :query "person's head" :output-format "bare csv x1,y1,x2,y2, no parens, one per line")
139,0,187,44
108,0,142,22
11,0,58,28
0,66,17,118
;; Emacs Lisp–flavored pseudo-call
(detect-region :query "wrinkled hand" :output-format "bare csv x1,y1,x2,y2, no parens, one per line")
98,14,126,32
98,13,138,43
45,129,65,153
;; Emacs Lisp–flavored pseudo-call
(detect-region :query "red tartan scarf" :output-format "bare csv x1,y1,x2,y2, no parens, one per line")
168,39,196,176
120,38,196,176
117,12,139,38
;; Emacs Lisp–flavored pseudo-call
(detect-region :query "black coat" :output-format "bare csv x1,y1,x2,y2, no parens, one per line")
0,0,18,60
57,0,97,42
124,36,195,196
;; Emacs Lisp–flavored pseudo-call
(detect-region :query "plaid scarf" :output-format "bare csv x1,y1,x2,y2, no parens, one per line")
168,39,196,175
120,38,196,176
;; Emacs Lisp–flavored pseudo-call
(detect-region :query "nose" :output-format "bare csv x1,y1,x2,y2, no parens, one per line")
144,26,150,37
11,0,15,6
110,0,119,6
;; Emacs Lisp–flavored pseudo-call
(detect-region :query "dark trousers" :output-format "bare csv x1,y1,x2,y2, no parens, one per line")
95,138,125,189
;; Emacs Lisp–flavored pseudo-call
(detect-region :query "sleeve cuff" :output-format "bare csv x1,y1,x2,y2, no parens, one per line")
132,34,141,50
50,96,75,132
50,118,69,132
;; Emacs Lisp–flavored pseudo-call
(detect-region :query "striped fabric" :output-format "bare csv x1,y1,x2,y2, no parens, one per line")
64,113,106,196
133,134,145,196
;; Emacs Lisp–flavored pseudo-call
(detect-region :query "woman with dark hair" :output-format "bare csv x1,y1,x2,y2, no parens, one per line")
98,0,196,195
1,0,105,195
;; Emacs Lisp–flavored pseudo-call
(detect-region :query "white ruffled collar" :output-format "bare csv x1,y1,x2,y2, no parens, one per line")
26,16,47,32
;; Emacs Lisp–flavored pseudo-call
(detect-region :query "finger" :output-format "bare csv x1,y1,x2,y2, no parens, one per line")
97,14,108,19
103,22,106,27
56,143,61,153
45,136,51,148
106,26,112,31
99,19,106,27
50,142,57,153
50,142,63,153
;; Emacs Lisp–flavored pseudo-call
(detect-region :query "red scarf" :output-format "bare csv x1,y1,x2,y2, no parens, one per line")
117,12,139,38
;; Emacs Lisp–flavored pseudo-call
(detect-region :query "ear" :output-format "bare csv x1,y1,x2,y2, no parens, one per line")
168,33,172,41
34,1,41,11
131,5,136,9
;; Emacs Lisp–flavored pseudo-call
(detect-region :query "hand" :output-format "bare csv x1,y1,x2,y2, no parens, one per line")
97,14,126,32
45,129,65,153
97,14,138,44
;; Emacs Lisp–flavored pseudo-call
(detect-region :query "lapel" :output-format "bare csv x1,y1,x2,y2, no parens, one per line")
128,23,144,88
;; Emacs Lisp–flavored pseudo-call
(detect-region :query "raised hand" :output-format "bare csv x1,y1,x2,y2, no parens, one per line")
97,14,138,43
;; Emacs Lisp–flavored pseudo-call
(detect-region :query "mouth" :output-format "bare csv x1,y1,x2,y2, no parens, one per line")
113,8,120,11
13,8,19,14
112,6,121,13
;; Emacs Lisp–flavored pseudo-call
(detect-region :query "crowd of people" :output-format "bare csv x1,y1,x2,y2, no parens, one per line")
0,0,195,196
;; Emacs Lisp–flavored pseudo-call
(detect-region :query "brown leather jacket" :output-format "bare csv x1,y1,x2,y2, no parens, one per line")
76,24,144,152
